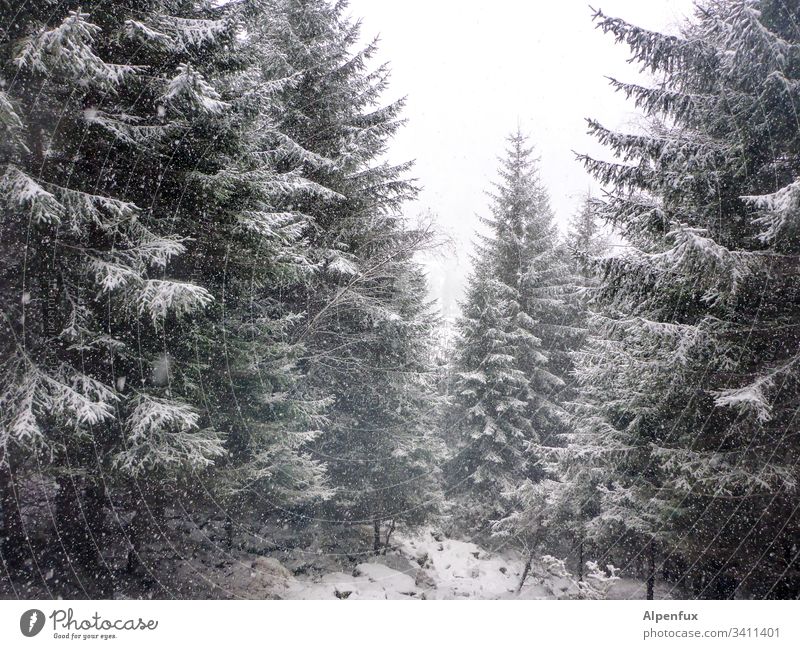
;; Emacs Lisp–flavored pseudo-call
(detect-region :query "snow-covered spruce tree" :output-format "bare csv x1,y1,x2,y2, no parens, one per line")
0,3,228,591
545,196,610,579
448,132,579,578
565,195,611,275
575,0,800,598
315,258,444,554
0,1,333,593
260,0,444,547
104,1,337,572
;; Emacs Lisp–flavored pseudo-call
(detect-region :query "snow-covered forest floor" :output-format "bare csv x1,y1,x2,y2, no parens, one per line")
283,529,678,600
0,516,677,600
0,521,677,600
199,527,679,600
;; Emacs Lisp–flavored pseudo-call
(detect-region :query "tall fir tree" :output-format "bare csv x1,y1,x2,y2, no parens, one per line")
449,132,579,577
573,0,800,598
546,196,610,579
259,0,443,546
0,0,338,594
0,2,230,593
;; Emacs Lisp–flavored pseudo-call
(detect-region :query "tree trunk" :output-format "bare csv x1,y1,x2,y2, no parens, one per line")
55,476,87,564
125,486,166,588
383,519,396,552
125,504,143,576
517,551,534,594
577,538,584,581
372,519,381,555
0,457,27,572
223,491,241,551
646,541,656,601
84,480,113,597
55,475,112,596
225,512,233,550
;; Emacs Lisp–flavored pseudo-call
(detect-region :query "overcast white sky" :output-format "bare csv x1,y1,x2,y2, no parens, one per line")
346,0,697,317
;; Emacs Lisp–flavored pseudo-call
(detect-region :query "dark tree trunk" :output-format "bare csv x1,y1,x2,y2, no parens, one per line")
125,505,143,576
55,476,84,563
646,541,656,600
125,486,166,586
383,519,396,552
84,480,113,597
221,491,241,551
0,457,27,572
517,552,534,594
55,476,112,596
373,519,381,554
577,538,584,581
225,512,233,550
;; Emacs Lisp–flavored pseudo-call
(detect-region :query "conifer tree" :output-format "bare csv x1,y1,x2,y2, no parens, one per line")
0,3,231,592
138,0,336,547
0,1,335,592
546,197,609,579
93,0,338,573
575,0,800,598
565,196,610,274
449,132,578,571
259,0,443,545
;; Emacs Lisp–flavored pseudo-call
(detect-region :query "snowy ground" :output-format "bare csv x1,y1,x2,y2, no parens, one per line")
285,531,522,599
280,528,678,600
0,522,678,600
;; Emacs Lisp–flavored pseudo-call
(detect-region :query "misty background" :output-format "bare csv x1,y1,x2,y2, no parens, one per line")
347,0,696,317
